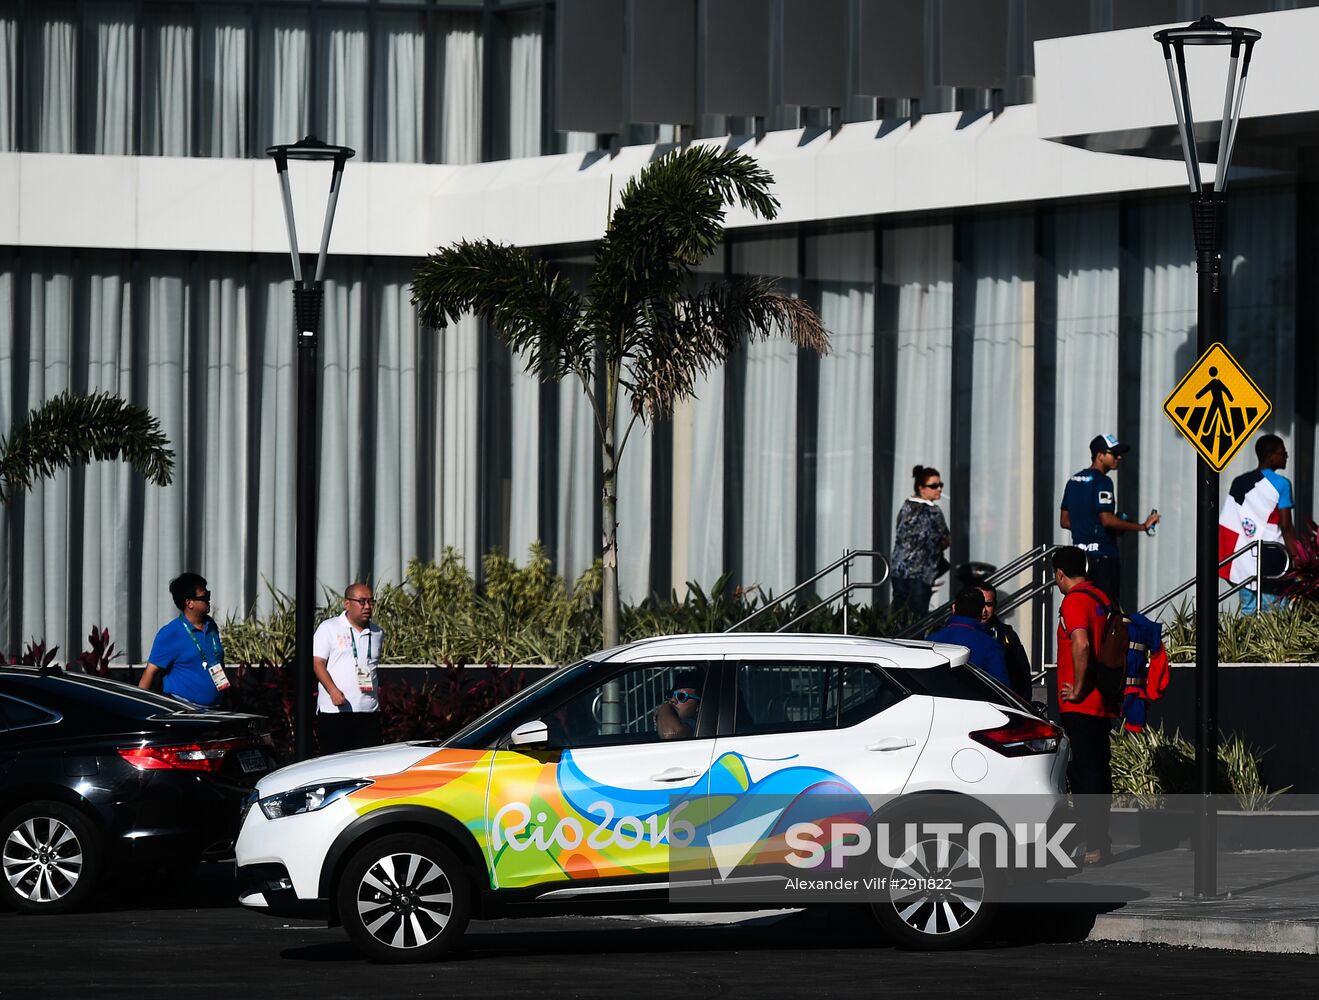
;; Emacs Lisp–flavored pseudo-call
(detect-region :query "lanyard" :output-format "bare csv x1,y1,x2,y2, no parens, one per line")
349,626,372,663
178,616,222,665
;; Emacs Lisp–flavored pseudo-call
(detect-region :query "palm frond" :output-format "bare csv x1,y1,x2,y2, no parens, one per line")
628,277,831,420
0,390,174,503
411,240,589,381
587,146,780,343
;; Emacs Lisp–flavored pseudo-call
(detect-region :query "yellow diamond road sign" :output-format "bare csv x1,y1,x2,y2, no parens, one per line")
1164,343,1271,472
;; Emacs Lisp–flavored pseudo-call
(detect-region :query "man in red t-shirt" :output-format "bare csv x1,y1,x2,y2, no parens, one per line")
1053,545,1119,864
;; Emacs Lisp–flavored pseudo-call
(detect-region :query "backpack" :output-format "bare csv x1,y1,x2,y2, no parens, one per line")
1069,589,1130,701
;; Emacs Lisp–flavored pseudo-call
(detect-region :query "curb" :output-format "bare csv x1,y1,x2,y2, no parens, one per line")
1089,912,1319,954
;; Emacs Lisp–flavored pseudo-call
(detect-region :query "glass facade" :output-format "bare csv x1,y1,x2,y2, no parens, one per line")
0,2,1316,660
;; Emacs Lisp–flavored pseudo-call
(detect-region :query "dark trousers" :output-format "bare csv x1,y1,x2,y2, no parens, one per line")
1060,712,1113,856
1087,556,1122,609
891,576,933,622
316,710,383,756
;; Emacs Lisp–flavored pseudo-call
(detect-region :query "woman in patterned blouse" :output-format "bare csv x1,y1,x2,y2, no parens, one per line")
890,465,952,621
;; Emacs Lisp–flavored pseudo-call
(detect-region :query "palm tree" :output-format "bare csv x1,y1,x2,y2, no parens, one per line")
0,390,174,503
412,145,829,649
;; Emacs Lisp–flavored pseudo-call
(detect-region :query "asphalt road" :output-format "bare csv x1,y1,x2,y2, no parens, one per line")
2,868,1316,1000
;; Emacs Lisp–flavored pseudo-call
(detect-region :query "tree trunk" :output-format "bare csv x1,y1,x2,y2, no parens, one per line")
601,412,620,649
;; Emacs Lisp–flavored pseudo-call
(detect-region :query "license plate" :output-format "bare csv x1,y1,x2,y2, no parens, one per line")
238,748,270,774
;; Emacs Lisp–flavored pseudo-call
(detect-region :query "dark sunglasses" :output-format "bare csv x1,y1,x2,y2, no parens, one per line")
922,482,944,490
346,597,375,605
670,690,701,704
190,592,212,603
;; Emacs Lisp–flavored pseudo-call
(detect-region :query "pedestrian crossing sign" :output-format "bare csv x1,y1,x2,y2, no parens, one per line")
1164,343,1271,472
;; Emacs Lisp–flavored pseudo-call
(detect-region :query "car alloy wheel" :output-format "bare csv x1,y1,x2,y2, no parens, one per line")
870,816,998,950
1,801,102,915
886,837,985,936
338,834,470,963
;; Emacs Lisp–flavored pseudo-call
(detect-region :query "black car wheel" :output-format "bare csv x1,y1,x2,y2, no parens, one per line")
1,801,103,915
337,834,470,963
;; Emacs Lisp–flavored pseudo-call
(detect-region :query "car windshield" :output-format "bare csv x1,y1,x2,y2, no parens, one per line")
438,660,597,749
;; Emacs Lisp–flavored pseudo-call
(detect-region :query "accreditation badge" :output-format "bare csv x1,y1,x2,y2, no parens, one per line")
207,661,231,692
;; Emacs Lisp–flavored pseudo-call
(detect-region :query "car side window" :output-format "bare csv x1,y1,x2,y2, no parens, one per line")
539,663,711,750
735,662,907,735
0,694,60,732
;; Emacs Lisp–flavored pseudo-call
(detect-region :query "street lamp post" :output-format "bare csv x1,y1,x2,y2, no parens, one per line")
1153,16,1259,899
265,136,356,762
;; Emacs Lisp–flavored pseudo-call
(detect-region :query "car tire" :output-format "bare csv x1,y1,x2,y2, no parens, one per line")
337,833,471,963
868,806,999,951
0,800,104,915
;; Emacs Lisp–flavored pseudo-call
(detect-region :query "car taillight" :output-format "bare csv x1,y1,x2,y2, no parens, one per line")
119,738,252,773
969,716,1062,757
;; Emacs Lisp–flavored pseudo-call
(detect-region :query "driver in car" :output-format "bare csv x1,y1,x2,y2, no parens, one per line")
655,671,702,739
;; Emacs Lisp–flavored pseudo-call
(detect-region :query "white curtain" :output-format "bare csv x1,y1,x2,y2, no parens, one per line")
508,366,541,563
0,11,14,150
139,261,192,641
143,14,193,156
257,10,309,151
506,11,541,159
197,258,251,614
437,316,480,560
1222,188,1297,485
1136,200,1197,608
734,237,798,598
320,12,367,155
557,377,596,583
440,14,482,165
968,215,1035,573
201,10,248,157
28,12,76,153
684,369,725,592
373,13,425,163
616,392,652,603
887,224,953,541
0,252,483,657
86,5,134,155
812,230,874,571
1054,207,1119,515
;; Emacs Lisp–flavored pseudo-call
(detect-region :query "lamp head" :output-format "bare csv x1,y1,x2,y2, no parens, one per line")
1153,17,1260,196
265,135,356,171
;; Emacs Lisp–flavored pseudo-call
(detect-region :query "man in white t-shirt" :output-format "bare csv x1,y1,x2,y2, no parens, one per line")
312,582,385,755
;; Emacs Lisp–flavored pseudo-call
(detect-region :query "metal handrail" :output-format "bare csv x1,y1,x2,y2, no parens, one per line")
897,543,1063,639
724,549,890,636
1139,538,1292,617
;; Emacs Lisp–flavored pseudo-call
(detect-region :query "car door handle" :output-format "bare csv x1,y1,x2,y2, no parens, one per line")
866,738,917,752
649,767,702,782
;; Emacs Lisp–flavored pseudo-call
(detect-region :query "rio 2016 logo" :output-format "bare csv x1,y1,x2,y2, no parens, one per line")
490,800,697,853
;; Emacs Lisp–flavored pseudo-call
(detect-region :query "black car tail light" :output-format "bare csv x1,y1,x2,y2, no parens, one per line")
969,715,1062,757
119,736,267,773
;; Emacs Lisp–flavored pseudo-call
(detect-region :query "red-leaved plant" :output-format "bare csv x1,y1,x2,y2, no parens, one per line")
379,661,525,744
74,625,118,677
1283,518,1319,603
2,640,59,668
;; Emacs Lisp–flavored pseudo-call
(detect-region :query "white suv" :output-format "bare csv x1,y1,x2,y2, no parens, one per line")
235,634,1070,961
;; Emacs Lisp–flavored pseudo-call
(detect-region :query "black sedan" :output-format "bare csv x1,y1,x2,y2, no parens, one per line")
0,665,276,914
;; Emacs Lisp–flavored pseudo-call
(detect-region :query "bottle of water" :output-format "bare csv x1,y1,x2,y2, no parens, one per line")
1146,508,1158,536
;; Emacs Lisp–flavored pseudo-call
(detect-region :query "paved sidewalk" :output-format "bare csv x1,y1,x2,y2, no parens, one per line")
1062,846,1319,953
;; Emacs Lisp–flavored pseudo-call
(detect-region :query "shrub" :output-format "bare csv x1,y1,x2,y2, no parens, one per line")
1162,598,1319,663
1110,723,1288,810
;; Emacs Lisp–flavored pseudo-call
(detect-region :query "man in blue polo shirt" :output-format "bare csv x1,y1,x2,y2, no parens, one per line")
927,588,1010,688
138,572,227,707
1060,433,1160,606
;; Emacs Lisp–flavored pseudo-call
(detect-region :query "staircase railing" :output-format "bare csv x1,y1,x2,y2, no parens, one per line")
1139,538,1291,617
724,549,890,635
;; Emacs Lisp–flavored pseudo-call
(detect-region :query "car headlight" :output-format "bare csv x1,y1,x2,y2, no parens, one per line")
258,779,373,820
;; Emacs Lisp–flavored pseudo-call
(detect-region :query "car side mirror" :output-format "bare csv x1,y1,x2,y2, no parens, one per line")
509,720,548,747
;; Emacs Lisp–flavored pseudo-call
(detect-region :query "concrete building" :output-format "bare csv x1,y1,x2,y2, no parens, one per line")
1,0,1315,658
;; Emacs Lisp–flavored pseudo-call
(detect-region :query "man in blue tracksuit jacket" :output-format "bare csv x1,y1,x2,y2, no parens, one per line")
926,587,1011,689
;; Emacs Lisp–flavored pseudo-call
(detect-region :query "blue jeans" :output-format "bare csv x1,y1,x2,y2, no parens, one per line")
1239,589,1287,616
